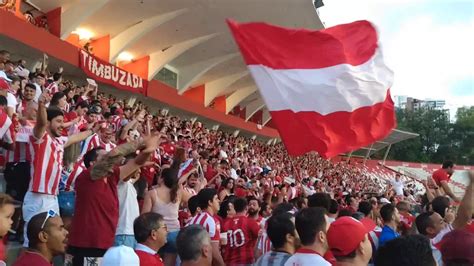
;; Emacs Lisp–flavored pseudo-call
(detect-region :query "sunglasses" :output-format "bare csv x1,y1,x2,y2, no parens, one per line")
41,209,58,229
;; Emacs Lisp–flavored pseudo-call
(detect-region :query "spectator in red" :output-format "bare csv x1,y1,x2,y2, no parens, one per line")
286,207,331,266
439,229,474,266
187,188,225,266
134,212,168,266
327,217,373,266
396,201,414,235
223,197,260,265
67,134,162,266
13,211,68,266
431,161,460,202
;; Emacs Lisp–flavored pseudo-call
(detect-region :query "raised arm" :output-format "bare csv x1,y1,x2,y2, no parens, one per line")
453,171,473,229
90,138,146,180
33,93,51,139
119,133,162,180
440,181,461,202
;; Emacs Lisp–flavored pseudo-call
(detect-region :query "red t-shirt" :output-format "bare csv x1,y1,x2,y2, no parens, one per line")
68,167,120,249
432,168,450,186
234,187,248,198
135,250,164,266
223,215,260,265
12,251,51,266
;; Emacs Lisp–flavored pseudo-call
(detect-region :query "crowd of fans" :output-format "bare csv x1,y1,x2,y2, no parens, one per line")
0,47,472,266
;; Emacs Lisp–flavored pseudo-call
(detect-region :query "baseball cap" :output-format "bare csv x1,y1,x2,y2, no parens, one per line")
0,78,9,90
440,229,474,264
101,245,139,266
0,71,11,82
327,217,372,256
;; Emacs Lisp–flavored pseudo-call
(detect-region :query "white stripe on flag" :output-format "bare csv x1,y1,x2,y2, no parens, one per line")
248,49,393,114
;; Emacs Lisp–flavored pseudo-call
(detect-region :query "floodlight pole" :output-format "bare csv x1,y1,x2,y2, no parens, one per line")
382,144,392,165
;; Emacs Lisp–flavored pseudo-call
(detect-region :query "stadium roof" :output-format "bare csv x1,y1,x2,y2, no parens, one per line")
26,0,325,126
347,129,419,157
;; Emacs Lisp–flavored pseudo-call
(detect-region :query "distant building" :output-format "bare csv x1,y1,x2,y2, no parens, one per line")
399,97,446,111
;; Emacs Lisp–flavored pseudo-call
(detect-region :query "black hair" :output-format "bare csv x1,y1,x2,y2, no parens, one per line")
292,196,307,210
337,208,354,218
273,203,295,216
197,188,218,210
358,201,372,217
133,212,164,243
374,234,436,266
0,96,7,106
380,203,396,223
24,83,36,91
308,192,332,211
431,196,450,218
442,161,454,169
27,212,51,249
267,213,296,249
217,196,236,219
233,197,248,213
50,91,66,107
83,148,104,168
221,177,234,194
329,199,339,214
46,106,64,121
188,195,200,217
415,211,435,236
52,72,62,81
75,100,89,110
295,207,327,246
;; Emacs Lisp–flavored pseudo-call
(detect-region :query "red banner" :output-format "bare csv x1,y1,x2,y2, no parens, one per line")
79,50,147,94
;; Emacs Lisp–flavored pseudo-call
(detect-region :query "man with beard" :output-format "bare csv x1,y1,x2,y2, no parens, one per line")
247,196,262,223
22,93,97,248
13,211,69,266
79,123,117,157
255,212,300,266
223,197,261,265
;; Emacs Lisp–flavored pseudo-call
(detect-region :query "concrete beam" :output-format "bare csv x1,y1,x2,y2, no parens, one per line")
262,108,272,126
245,98,265,121
204,71,248,106
177,53,239,93
60,0,110,39
110,9,188,63
148,33,219,80
225,86,257,114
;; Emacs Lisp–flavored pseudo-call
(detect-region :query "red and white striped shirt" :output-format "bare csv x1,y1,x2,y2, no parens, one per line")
60,160,86,192
28,133,68,195
45,82,59,95
4,123,34,163
257,217,272,255
184,186,197,196
187,211,221,242
0,111,12,140
79,133,116,158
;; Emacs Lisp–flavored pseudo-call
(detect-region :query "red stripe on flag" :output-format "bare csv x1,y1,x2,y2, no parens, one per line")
227,20,377,69
271,90,396,158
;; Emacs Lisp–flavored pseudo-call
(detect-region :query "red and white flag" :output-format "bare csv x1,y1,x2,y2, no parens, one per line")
227,20,396,158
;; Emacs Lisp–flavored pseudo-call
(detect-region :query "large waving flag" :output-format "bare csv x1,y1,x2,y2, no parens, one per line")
227,20,396,158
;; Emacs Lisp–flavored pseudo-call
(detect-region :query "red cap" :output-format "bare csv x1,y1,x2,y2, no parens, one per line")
0,78,9,90
327,217,372,256
440,229,474,264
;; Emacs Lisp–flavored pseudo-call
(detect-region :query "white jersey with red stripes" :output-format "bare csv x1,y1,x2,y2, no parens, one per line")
60,160,86,192
184,186,197,196
28,133,68,195
79,133,116,158
257,217,272,255
45,82,59,95
187,211,221,242
0,111,12,140
4,123,34,163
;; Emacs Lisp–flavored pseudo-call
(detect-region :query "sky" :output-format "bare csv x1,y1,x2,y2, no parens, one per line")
318,0,474,119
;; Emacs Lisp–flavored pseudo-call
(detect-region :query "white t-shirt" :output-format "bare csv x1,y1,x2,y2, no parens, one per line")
230,168,239,180
6,92,17,109
34,83,42,101
284,250,331,266
116,180,139,236
391,179,404,196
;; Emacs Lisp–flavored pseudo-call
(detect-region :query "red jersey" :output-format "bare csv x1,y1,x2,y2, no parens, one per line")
187,211,221,242
12,251,51,266
223,214,260,265
68,167,120,249
28,133,68,195
432,168,450,186
135,250,164,266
